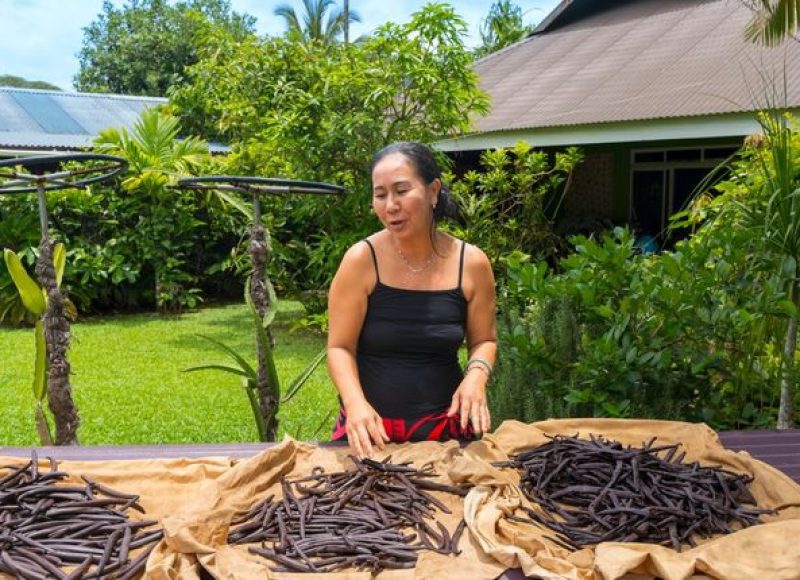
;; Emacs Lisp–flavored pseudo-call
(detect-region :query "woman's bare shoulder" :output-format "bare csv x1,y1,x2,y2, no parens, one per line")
459,241,494,299
458,239,491,269
334,238,378,289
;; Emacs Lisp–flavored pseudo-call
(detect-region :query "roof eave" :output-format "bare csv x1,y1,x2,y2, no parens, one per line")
436,111,800,151
530,0,574,35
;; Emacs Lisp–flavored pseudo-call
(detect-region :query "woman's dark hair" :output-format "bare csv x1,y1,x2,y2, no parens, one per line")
371,142,465,226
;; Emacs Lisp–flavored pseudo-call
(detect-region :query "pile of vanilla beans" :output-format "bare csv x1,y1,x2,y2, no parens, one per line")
501,435,775,551
229,456,468,573
0,452,163,579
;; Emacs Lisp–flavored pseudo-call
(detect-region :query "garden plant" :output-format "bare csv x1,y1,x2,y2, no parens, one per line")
179,176,344,441
0,154,127,445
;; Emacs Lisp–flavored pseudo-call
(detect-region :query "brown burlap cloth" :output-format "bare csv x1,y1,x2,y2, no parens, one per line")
453,419,800,580
0,455,232,579
152,438,505,579
3,419,799,579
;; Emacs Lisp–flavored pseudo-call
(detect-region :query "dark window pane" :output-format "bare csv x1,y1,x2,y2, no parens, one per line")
666,149,701,162
634,151,664,163
672,167,710,213
632,170,665,237
663,167,710,245
704,146,739,160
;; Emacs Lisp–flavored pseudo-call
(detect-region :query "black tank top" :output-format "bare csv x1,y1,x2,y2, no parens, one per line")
356,238,468,419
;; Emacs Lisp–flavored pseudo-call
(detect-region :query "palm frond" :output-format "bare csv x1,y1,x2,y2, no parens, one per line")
745,0,800,46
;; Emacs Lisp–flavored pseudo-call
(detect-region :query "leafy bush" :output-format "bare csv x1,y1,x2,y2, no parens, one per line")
490,114,800,430
169,2,490,308
0,210,40,325
1,184,248,320
0,112,253,324
447,141,583,267
493,228,782,430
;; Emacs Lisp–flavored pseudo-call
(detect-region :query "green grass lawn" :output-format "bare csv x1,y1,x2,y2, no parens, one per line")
0,301,338,446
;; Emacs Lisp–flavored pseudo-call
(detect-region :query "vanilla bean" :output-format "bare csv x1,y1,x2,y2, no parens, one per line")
0,453,163,579
505,434,774,551
231,457,469,573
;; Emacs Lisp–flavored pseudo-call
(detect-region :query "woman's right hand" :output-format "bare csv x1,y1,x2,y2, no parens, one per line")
345,399,389,459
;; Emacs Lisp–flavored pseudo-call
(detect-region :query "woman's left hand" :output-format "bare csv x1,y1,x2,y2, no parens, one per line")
446,372,491,435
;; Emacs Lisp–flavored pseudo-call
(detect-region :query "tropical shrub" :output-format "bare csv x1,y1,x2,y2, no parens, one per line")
492,117,800,429
446,142,583,268
493,225,788,429
0,111,253,322
682,111,800,428
169,2,490,308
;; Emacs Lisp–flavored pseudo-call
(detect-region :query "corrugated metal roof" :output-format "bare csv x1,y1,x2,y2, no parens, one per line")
0,87,228,152
0,87,165,150
473,0,800,134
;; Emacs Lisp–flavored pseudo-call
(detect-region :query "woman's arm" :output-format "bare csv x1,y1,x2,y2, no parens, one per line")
327,243,389,458
447,244,497,434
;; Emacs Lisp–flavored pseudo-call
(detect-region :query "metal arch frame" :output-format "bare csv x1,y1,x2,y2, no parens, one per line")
0,153,128,194
175,175,346,197
175,174,346,224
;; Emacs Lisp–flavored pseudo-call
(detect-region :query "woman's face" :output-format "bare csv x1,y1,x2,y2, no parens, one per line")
371,153,439,239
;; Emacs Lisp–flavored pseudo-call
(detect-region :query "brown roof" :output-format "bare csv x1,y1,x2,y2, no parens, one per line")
473,0,800,134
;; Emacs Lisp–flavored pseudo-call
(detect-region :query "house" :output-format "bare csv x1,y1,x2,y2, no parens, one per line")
0,86,227,156
438,0,800,241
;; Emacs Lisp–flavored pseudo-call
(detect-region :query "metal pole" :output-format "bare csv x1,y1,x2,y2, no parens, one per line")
253,192,262,225
37,180,49,243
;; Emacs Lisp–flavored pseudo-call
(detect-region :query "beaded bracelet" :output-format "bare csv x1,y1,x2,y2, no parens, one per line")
465,357,493,377
465,363,491,378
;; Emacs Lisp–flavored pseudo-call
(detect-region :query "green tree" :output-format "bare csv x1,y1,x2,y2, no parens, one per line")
0,75,61,90
170,2,489,296
94,109,210,311
474,0,532,59
273,0,361,44
447,142,583,267
744,0,800,46
75,0,255,95
741,112,800,428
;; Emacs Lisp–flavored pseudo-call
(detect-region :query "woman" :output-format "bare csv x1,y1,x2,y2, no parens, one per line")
327,142,497,458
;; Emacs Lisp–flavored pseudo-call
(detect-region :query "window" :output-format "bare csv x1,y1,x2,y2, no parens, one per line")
630,144,738,245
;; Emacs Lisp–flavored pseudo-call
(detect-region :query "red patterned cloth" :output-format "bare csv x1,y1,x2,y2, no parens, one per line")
331,407,474,443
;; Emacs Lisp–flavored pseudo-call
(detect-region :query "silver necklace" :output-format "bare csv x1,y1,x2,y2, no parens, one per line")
393,241,436,274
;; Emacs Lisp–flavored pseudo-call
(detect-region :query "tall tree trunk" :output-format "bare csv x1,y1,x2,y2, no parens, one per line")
36,239,80,445
344,0,350,44
155,267,161,312
248,221,279,440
